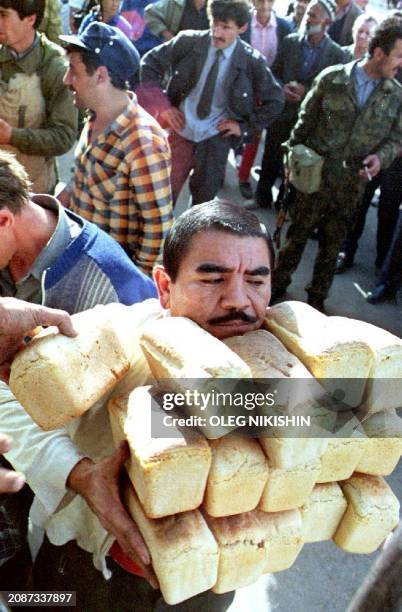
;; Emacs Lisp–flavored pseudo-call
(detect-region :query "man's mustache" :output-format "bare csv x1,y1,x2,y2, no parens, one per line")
208,310,258,325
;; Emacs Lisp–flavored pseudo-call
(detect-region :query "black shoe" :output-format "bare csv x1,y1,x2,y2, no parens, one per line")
335,252,354,274
366,283,396,304
239,181,253,199
307,295,326,313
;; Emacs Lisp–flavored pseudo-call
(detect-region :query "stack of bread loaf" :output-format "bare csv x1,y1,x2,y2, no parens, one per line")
9,300,402,605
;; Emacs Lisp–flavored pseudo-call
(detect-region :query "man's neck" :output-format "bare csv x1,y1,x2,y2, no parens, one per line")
256,11,271,26
9,30,36,56
361,57,382,80
91,89,131,137
307,31,325,46
8,202,57,283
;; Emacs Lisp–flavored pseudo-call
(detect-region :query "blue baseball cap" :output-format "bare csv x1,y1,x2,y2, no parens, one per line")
60,22,140,82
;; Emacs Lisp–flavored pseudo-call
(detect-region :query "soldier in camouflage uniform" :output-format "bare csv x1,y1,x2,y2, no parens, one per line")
271,17,402,312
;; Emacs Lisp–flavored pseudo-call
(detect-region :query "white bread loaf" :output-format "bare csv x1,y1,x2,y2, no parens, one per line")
264,301,374,407
108,386,211,518
140,316,252,380
317,437,364,483
9,302,158,430
330,317,402,414
204,511,267,593
124,485,219,605
259,437,328,470
203,435,268,517
333,474,400,554
355,410,402,476
140,317,252,439
259,459,321,512
255,509,304,573
224,329,312,379
301,483,347,542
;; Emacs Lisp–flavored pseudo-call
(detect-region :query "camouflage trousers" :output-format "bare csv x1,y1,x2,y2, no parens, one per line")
273,162,366,301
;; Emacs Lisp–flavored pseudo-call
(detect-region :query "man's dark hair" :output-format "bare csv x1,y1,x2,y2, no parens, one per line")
0,0,45,29
163,199,275,282
0,152,31,214
66,45,128,90
207,0,250,27
368,17,402,57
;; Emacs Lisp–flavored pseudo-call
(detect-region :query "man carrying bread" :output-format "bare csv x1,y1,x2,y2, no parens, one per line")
0,151,157,589
2,200,274,609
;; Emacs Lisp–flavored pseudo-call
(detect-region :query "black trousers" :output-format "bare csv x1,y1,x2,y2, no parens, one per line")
33,538,235,612
342,157,402,268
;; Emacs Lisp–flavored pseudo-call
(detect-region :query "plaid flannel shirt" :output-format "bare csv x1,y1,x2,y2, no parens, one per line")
69,94,173,276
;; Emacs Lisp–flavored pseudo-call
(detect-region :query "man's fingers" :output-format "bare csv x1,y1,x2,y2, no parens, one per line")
0,468,25,493
0,433,12,454
35,308,77,337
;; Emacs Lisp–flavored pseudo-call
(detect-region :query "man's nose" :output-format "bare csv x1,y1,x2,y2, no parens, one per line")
220,278,250,310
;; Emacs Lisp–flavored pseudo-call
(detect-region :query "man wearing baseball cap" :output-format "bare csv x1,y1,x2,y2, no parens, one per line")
58,22,173,276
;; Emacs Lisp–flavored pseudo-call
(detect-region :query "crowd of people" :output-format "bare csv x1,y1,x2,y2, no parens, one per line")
0,0,401,609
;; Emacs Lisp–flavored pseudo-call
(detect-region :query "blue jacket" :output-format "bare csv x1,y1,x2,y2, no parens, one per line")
43,206,157,313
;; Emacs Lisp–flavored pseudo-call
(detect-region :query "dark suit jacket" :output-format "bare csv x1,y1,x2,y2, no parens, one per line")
328,2,363,47
241,11,293,66
140,29,285,142
270,32,349,123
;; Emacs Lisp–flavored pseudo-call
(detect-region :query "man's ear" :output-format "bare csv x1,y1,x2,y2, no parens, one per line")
96,65,110,85
153,266,172,309
0,208,14,230
239,23,248,35
25,14,37,29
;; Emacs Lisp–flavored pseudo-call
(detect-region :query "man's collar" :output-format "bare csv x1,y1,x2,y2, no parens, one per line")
7,33,39,61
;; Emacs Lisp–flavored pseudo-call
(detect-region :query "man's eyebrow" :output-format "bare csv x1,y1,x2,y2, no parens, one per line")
196,264,270,275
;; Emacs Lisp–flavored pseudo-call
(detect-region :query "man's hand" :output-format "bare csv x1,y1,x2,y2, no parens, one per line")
359,154,381,180
217,119,241,138
0,298,76,338
283,82,305,103
0,119,12,145
0,298,77,382
161,29,174,41
67,442,158,589
159,108,185,131
0,433,26,493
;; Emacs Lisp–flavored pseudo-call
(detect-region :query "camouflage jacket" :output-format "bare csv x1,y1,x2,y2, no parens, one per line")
288,60,402,170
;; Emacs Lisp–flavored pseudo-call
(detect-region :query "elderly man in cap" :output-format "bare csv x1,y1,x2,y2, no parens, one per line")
253,0,348,209
59,22,173,276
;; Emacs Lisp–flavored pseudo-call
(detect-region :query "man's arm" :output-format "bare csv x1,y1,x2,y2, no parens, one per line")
144,0,179,40
243,56,285,138
67,443,158,587
287,73,326,147
129,142,174,276
8,54,78,156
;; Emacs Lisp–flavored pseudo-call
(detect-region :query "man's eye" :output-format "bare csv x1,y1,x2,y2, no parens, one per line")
248,279,265,286
201,278,222,284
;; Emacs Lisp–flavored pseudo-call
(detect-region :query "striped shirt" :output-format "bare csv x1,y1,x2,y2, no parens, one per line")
69,94,173,276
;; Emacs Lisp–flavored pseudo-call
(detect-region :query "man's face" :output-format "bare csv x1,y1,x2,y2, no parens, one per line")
101,0,121,17
375,39,402,79
210,19,247,49
305,1,327,35
155,231,272,340
0,7,36,52
253,0,275,21
295,0,309,20
63,52,98,109
353,20,375,51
